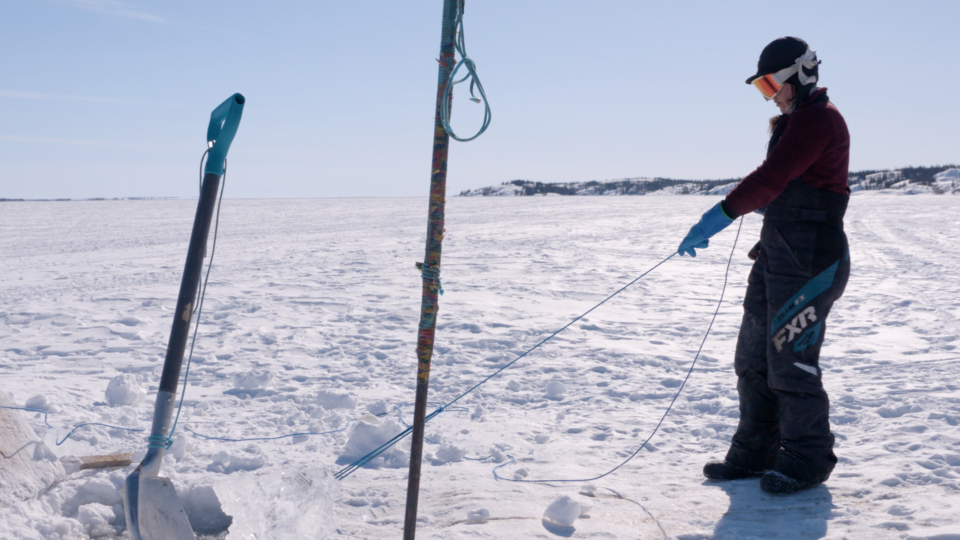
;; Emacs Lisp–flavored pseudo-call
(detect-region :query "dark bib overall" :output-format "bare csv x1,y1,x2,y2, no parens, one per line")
726,120,851,483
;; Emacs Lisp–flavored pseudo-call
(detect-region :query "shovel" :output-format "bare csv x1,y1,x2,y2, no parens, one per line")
123,93,245,540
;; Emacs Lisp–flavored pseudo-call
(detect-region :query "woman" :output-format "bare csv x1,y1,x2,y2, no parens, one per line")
677,37,851,495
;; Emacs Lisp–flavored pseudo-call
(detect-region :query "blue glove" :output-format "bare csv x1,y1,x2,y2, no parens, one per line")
678,202,734,257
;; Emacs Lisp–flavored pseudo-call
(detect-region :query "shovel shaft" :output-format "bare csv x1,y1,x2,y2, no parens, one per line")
158,172,222,394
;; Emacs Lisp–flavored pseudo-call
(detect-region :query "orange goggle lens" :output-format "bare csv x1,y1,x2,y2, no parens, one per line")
752,74,782,100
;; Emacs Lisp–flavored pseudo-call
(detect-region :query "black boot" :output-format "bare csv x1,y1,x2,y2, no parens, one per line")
759,470,824,495
703,460,766,481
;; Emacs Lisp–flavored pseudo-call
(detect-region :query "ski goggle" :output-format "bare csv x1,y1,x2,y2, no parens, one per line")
751,66,794,100
750,47,820,101
752,74,784,100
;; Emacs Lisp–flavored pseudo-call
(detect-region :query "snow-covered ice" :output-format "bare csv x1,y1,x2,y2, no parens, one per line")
2,194,960,538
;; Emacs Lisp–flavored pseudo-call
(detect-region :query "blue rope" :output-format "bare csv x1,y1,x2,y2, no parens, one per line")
393,402,467,444
0,404,361,446
440,0,491,142
0,407,54,429
493,217,743,484
335,251,679,480
0,406,146,446
421,265,444,295
183,422,353,443
147,434,173,449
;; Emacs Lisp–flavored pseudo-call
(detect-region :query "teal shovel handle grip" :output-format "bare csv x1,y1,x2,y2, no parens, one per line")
204,93,245,176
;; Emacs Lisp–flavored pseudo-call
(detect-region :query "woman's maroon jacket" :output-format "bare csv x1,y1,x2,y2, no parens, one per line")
724,88,850,217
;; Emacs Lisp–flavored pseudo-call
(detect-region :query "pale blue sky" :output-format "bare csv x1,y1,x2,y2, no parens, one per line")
1,0,957,199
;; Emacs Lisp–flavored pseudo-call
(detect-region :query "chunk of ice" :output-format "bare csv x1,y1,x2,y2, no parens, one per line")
216,467,339,539
105,374,146,407
543,495,580,527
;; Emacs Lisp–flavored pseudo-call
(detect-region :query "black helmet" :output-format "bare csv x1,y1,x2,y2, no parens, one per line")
746,37,821,103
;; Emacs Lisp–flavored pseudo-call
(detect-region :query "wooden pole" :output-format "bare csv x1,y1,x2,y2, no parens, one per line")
403,0,458,538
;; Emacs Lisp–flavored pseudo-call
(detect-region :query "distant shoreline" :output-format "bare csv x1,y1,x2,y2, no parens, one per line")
0,197,177,202
459,165,960,197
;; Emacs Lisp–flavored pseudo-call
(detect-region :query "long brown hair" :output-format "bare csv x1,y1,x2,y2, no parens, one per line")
769,115,781,135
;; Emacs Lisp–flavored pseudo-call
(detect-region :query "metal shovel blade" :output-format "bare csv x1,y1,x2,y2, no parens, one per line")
123,468,197,540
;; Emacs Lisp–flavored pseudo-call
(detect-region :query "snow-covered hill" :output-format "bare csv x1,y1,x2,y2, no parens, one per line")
460,166,960,197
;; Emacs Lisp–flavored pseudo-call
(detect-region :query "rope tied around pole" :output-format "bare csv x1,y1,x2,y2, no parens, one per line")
417,262,444,296
146,435,174,450
440,0,491,142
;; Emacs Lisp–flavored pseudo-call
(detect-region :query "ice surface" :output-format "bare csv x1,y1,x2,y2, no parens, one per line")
180,484,233,535
105,373,146,406
215,467,339,539
3,197,960,538
543,495,580,526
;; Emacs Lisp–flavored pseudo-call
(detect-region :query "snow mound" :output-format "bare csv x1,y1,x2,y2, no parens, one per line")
336,415,408,469
466,508,490,521
433,443,467,463
543,495,580,527
76,503,116,537
232,369,274,390
216,467,339,540
206,445,267,474
105,374,146,406
365,400,389,416
0,393,66,508
316,389,357,410
545,381,566,400
24,394,61,414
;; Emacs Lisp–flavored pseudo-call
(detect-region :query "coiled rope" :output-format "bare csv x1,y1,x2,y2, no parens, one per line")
440,0,491,142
